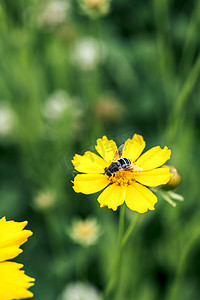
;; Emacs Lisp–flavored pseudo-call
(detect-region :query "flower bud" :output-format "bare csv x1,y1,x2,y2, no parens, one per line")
162,165,181,190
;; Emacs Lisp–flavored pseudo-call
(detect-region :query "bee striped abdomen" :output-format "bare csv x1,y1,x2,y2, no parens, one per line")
104,158,132,177
117,158,131,168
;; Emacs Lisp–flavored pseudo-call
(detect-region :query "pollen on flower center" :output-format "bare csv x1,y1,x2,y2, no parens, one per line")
108,165,143,186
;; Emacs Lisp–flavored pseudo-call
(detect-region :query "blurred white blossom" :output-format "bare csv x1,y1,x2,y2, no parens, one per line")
37,0,71,28
68,218,101,247
43,90,71,120
58,282,101,300
0,104,16,142
43,90,84,139
71,37,105,71
33,190,56,211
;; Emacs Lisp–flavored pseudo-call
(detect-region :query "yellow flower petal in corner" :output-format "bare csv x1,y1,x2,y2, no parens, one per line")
122,134,146,162
0,218,33,262
95,136,118,164
0,262,35,300
136,146,171,171
136,167,172,187
73,173,110,194
72,151,107,174
0,246,22,263
97,184,126,211
125,182,157,213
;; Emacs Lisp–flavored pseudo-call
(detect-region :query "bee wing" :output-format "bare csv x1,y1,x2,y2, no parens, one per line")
118,144,124,157
113,144,124,160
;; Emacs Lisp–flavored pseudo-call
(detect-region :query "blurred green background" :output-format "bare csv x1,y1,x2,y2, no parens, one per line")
0,0,200,299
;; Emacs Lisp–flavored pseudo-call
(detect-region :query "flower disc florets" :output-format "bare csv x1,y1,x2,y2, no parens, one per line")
108,165,143,185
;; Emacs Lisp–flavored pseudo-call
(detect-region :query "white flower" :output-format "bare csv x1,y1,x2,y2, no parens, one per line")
38,0,71,28
0,105,16,141
68,218,101,247
71,37,104,71
58,282,101,300
42,90,84,140
43,90,71,120
33,190,56,211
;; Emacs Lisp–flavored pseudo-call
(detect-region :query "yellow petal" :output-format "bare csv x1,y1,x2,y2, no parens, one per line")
72,173,109,194
136,146,171,170
136,167,172,187
0,218,33,262
97,184,126,211
72,151,107,174
0,262,35,300
122,134,146,162
95,136,118,164
125,183,157,213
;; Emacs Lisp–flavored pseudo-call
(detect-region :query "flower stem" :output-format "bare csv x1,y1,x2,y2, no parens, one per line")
121,213,141,249
118,204,125,247
102,209,141,300
166,52,200,142
166,228,200,300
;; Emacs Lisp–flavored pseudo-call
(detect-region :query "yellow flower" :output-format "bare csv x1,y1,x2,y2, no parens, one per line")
0,217,35,300
78,0,111,19
72,134,172,213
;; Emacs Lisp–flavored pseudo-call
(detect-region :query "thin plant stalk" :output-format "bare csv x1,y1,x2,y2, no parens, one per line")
166,52,200,142
43,208,66,289
121,213,141,249
102,207,141,300
154,0,175,91
166,228,200,300
179,1,200,75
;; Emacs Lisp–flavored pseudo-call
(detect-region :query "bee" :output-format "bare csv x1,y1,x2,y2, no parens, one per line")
104,144,132,177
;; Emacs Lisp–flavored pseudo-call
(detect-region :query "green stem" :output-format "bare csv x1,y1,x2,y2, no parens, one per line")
179,1,200,75
102,209,141,300
118,204,125,247
166,52,200,142
173,53,200,116
121,214,141,249
43,209,66,289
166,228,200,300
153,0,175,91
102,205,125,300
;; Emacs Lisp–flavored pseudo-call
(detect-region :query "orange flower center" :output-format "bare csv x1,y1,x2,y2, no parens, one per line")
108,165,143,186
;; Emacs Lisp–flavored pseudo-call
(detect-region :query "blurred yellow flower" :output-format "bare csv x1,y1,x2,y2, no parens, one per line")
72,134,172,213
68,218,100,247
0,217,35,300
78,0,111,19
